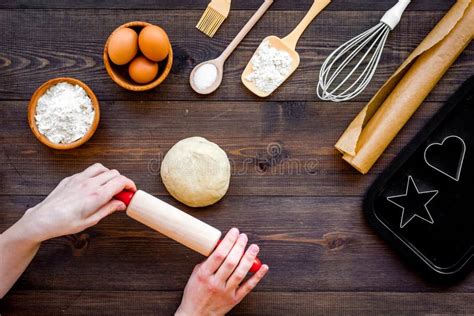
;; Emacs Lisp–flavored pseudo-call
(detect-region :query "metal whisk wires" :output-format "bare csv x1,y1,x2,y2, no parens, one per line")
318,22,390,102
317,0,411,102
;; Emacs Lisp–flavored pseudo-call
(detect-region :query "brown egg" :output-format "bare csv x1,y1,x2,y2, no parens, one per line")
138,25,170,62
128,56,159,84
108,28,138,65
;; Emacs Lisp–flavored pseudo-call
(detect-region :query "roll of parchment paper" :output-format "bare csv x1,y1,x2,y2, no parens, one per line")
335,0,474,174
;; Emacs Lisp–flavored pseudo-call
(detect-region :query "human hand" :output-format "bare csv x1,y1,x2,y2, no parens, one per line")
176,228,269,316
19,163,136,243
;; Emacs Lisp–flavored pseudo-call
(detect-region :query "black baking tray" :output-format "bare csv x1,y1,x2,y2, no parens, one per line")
364,76,474,282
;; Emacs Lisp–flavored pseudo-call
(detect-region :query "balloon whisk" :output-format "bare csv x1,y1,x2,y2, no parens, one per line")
317,0,411,102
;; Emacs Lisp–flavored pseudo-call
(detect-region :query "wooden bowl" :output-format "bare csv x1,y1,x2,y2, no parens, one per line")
28,77,100,150
104,21,173,91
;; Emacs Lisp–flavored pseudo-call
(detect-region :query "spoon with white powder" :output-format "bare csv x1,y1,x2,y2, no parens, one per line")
190,0,273,95
242,0,331,97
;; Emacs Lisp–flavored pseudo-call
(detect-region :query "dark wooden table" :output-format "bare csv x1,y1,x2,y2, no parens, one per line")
0,0,473,314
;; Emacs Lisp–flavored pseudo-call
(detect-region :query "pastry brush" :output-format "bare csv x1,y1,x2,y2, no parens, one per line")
196,0,231,38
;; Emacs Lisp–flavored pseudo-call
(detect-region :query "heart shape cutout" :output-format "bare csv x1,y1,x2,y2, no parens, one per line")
424,135,466,182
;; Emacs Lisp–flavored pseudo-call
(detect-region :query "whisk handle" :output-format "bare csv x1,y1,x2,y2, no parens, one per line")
380,0,411,30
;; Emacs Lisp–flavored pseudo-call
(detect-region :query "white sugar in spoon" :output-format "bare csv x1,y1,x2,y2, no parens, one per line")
190,0,273,95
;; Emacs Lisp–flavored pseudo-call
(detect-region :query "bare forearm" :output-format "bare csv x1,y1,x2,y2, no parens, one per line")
0,164,136,299
0,215,41,298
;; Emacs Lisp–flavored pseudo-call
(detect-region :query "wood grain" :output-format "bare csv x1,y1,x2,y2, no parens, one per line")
2,291,474,315
0,0,457,11
0,10,471,102
1,1,473,314
1,195,473,293
1,100,443,196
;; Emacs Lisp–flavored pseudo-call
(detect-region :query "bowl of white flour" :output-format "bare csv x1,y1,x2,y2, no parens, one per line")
28,78,100,150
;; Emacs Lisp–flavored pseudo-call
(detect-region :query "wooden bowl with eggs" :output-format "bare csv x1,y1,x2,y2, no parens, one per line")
104,21,173,91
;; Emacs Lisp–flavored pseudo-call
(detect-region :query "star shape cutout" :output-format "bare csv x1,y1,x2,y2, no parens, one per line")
387,176,438,229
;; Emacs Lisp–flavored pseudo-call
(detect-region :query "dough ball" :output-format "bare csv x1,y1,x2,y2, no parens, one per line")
161,137,231,207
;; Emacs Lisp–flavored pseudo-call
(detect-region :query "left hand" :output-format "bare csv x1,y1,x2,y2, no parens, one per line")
0,163,136,299
19,163,136,242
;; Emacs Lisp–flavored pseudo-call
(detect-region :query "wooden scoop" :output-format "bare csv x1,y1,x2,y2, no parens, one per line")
242,0,331,97
190,0,273,95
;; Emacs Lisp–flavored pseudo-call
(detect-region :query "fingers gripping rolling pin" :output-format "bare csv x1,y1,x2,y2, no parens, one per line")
115,190,262,273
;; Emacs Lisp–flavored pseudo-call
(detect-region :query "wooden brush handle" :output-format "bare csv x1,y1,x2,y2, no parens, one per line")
283,0,331,50
218,0,273,62
115,190,263,273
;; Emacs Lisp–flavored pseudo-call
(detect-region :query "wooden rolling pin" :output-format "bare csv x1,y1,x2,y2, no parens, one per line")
115,190,262,273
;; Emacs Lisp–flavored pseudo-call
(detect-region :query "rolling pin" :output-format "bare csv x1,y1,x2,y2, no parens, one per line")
115,190,262,273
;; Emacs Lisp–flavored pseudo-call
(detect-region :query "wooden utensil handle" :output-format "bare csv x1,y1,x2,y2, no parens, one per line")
115,190,263,273
283,0,331,50
219,0,273,62
123,190,221,256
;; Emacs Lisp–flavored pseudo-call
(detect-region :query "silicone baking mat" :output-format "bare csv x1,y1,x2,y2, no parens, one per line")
364,76,474,281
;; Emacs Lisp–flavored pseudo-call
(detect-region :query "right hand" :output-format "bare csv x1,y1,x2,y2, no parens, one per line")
176,228,269,316
19,163,136,242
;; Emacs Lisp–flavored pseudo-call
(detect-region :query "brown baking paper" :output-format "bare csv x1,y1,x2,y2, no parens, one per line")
335,0,474,174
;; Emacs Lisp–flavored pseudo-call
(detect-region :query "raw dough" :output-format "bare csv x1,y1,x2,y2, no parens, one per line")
161,137,231,207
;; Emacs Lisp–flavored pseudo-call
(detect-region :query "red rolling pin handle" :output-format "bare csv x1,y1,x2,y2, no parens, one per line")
115,190,263,273
115,190,135,206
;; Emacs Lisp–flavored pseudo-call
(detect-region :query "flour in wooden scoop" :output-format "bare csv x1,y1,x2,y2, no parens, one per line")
245,40,293,93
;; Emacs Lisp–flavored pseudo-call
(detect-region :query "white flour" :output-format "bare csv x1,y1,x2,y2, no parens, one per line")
193,63,218,90
245,40,293,93
35,82,95,144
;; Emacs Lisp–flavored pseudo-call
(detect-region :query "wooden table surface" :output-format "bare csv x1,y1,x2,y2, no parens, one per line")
0,0,473,314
